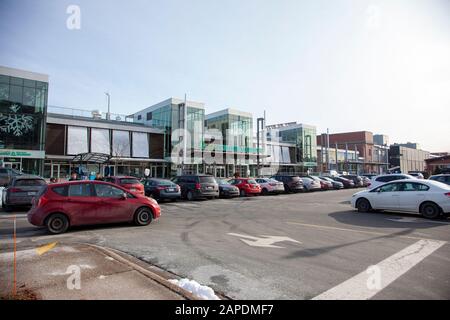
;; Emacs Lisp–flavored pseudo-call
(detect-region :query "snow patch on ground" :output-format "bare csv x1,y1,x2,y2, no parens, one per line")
169,278,220,300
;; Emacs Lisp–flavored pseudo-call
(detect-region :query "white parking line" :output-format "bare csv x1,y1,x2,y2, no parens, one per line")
312,239,446,300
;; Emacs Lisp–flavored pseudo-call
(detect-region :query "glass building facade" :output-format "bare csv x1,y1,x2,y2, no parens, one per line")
0,66,48,175
205,110,253,153
273,124,317,168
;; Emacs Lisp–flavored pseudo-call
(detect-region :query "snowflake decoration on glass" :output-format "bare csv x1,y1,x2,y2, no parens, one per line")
0,104,34,136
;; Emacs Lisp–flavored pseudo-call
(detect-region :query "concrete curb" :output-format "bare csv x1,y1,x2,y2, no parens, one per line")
84,243,201,300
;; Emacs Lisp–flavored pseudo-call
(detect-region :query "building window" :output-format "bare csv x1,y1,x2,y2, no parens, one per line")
147,112,152,121
137,114,142,120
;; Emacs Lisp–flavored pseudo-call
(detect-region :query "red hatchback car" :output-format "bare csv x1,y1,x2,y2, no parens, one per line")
27,181,161,234
104,176,144,196
228,178,261,197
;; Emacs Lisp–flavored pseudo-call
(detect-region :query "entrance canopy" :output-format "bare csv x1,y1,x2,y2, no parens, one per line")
72,152,111,164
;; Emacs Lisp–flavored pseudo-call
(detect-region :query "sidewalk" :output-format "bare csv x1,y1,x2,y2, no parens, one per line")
0,243,196,300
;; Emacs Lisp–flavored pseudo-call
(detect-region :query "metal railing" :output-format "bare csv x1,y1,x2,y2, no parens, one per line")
47,105,134,123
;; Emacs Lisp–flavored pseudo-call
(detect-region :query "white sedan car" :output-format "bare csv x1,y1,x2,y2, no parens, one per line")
351,179,450,219
300,177,321,191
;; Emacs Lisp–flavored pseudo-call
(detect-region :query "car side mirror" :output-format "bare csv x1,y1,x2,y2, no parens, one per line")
120,192,127,200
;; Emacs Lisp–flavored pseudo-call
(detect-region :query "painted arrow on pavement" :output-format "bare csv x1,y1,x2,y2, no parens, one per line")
227,233,301,248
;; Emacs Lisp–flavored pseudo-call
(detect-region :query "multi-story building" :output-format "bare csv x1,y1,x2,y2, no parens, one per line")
266,122,318,173
205,108,259,177
425,155,450,175
317,131,389,174
317,146,360,173
44,106,167,179
389,144,430,173
132,98,205,176
0,66,48,175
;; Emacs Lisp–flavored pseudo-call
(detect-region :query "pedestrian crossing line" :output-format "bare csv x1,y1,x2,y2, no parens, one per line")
312,239,446,300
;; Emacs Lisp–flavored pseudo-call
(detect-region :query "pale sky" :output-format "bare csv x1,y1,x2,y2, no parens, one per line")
1,0,449,151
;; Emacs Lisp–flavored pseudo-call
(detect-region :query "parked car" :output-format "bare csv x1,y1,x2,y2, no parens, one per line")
408,172,424,179
27,180,161,234
2,175,46,211
429,174,450,186
361,173,378,180
216,179,240,198
270,175,304,193
104,176,144,196
143,178,181,201
331,176,355,188
369,174,416,189
340,175,364,187
300,177,321,191
308,176,332,190
319,176,344,189
361,176,371,187
228,178,261,197
255,178,285,195
172,175,219,200
0,167,22,186
351,179,450,219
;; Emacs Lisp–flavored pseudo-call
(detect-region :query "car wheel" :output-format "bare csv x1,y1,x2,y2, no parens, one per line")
261,188,268,196
187,191,194,201
421,202,441,219
46,213,69,234
284,185,291,193
134,207,153,226
356,198,371,213
240,189,246,197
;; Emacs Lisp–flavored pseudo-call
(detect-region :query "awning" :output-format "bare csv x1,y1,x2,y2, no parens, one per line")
72,153,112,164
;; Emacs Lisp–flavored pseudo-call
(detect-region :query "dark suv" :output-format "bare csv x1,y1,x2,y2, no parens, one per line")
2,175,47,211
172,175,219,200
270,175,304,193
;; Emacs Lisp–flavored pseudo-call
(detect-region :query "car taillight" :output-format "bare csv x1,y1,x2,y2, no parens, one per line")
37,196,48,207
269,183,277,186
445,192,450,197
195,183,201,189
9,188,24,193
156,186,166,190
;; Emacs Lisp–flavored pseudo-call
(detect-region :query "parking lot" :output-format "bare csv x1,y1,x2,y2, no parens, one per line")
1,188,450,299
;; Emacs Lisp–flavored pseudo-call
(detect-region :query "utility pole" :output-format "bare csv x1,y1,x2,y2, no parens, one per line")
105,92,111,120
257,116,265,177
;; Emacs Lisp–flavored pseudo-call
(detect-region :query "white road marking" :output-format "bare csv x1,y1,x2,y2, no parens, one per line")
285,221,443,242
227,233,301,248
312,239,446,300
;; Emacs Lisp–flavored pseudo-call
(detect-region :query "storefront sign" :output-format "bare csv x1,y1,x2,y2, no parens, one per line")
0,149,45,159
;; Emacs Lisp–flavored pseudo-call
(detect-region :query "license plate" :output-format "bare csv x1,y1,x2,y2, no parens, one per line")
167,188,175,192
130,188,137,191
28,192,36,196
206,186,212,189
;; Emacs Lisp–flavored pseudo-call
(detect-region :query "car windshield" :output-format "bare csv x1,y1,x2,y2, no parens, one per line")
268,179,279,183
216,179,230,185
15,179,46,186
247,179,257,184
120,178,140,185
199,176,216,183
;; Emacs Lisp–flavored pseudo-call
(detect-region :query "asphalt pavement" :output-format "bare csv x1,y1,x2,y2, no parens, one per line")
1,188,449,300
